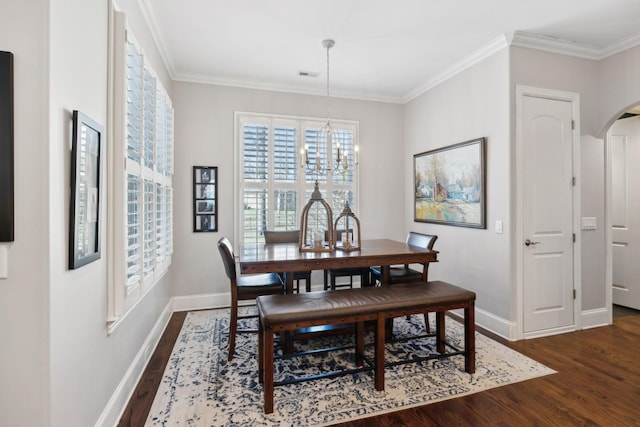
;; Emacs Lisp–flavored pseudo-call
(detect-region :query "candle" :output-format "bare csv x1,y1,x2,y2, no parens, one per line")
342,154,348,168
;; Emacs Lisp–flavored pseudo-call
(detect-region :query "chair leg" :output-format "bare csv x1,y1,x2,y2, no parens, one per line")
305,277,311,293
423,312,430,333
228,301,238,361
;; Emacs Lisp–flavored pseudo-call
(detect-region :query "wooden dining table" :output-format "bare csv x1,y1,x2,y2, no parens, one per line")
238,238,439,294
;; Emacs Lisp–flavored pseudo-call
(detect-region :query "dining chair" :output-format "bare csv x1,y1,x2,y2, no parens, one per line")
370,232,438,285
323,229,371,290
263,230,312,293
370,232,437,332
217,237,284,361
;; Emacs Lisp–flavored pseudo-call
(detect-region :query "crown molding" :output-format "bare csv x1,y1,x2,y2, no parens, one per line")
172,72,405,104
403,35,510,103
137,0,177,77
509,30,640,61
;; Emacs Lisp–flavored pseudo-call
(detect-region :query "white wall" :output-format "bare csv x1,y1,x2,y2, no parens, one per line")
597,45,640,137
403,49,512,326
0,0,174,426
0,1,50,426
170,82,404,305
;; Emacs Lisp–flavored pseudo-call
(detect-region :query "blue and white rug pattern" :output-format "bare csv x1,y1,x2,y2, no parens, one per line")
146,308,555,426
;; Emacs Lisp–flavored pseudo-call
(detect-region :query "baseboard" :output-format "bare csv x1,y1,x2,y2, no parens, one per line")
95,301,173,427
580,307,611,329
441,306,514,340
171,292,230,312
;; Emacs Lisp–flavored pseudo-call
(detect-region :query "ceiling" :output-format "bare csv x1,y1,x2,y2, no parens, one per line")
143,0,640,103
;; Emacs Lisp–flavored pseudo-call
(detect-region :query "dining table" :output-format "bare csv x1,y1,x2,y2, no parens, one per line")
238,238,439,294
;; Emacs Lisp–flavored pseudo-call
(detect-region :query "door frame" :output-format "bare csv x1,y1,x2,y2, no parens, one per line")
603,128,616,325
514,85,582,340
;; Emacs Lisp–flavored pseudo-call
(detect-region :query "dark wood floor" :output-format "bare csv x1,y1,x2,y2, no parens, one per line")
118,310,640,427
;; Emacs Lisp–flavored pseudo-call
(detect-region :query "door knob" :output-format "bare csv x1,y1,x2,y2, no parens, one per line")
524,239,540,246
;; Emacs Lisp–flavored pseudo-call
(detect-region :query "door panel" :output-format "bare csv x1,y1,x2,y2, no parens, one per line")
610,117,640,310
522,95,574,334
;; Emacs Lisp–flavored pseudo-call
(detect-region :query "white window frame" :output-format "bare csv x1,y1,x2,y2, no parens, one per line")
107,10,174,333
234,112,359,245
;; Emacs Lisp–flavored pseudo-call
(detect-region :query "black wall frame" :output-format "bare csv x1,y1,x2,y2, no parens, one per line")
0,51,14,242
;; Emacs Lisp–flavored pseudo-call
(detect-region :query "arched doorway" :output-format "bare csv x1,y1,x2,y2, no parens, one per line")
605,103,640,318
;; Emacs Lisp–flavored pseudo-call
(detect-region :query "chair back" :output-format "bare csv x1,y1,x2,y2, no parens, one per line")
264,230,299,244
406,232,438,251
217,237,237,280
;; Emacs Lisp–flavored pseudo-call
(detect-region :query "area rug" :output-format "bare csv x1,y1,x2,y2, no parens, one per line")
145,308,555,426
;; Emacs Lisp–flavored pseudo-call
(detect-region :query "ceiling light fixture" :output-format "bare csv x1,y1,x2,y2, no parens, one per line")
300,39,359,177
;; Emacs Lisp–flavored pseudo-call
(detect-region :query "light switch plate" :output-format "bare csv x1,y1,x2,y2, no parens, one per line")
0,244,8,279
581,217,597,230
495,220,503,234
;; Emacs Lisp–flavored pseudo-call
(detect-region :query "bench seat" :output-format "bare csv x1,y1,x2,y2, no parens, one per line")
257,280,476,414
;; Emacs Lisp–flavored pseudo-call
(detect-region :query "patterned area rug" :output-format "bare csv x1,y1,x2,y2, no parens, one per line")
146,308,554,426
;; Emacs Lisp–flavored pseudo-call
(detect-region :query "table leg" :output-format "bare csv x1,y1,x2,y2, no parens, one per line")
381,265,390,286
282,272,295,354
285,271,294,294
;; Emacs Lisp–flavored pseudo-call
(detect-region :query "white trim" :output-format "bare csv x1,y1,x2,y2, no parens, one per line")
510,30,640,61
95,301,174,427
136,0,177,77
234,111,360,246
603,128,615,327
515,85,582,340
580,307,610,330
447,306,515,342
403,35,509,103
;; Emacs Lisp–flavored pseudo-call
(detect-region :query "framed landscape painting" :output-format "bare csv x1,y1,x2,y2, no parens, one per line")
414,137,486,228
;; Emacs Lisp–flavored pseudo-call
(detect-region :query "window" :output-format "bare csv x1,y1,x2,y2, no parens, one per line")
236,113,358,245
108,11,174,330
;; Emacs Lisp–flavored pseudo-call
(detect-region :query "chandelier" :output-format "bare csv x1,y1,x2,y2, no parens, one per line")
300,39,359,177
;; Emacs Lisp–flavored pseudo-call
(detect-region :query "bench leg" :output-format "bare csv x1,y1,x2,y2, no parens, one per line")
465,302,476,374
436,311,445,354
258,317,264,384
356,321,364,367
375,315,385,391
264,328,275,414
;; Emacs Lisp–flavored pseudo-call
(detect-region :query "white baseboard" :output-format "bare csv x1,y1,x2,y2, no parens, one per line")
580,307,611,329
95,301,173,427
447,306,515,340
171,292,231,312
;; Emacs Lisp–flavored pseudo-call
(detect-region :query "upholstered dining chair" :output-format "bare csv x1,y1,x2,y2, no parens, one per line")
370,232,438,286
217,237,284,361
370,232,437,332
263,230,312,293
323,229,371,290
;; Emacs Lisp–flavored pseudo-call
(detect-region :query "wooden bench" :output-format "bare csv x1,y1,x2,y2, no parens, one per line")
256,280,476,414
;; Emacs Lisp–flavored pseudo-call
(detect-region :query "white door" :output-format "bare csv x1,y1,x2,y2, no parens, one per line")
522,95,575,334
610,116,640,310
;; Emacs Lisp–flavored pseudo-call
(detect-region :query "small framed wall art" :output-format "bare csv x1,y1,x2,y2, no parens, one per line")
69,110,104,269
193,166,218,232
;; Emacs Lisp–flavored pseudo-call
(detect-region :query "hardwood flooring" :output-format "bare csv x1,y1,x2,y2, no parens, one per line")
118,311,640,427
